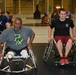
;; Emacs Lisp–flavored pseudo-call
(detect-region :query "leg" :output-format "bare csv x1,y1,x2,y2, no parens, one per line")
20,49,29,59
21,48,37,68
54,36,63,57
55,40,63,57
65,39,72,57
6,51,15,59
64,36,72,63
55,36,65,65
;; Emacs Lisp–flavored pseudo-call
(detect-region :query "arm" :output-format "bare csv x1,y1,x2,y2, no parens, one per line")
6,22,11,28
48,26,53,42
0,42,3,59
72,26,76,40
0,42,2,53
28,33,35,49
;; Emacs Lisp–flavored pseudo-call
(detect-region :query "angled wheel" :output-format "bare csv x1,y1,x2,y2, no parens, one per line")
43,39,54,62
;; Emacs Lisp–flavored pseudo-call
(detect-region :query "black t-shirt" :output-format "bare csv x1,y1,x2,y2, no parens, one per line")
50,18,74,37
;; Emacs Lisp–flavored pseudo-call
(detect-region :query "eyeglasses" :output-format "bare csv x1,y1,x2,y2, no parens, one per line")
14,22,21,25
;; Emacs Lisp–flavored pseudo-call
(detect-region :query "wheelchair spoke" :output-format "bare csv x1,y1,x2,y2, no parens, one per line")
43,40,54,61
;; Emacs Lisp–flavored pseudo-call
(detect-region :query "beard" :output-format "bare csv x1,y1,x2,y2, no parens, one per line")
14,26,21,32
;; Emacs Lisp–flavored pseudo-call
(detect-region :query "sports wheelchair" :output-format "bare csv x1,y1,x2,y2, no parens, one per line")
0,44,37,74
43,39,76,66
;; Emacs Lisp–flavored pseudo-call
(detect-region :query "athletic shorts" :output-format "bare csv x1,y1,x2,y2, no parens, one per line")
54,36,72,44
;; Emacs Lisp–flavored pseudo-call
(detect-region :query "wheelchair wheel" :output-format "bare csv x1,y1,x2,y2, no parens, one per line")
0,58,8,69
43,40,54,62
70,41,76,65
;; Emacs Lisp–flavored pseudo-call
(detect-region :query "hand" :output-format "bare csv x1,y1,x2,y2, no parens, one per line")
72,37,76,41
48,37,52,42
28,43,32,50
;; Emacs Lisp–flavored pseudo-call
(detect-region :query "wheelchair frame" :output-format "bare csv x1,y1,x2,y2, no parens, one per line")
0,44,37,73
43,39,76,65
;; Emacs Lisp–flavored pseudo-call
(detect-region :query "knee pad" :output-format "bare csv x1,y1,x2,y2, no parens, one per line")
20,50,29,58
6,51,15,59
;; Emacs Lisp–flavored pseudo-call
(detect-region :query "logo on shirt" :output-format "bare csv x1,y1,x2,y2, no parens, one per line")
14,34,23,45
65,24,69,27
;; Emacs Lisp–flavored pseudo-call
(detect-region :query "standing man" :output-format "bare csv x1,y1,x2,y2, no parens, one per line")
48,8,76,65
0,17,35,59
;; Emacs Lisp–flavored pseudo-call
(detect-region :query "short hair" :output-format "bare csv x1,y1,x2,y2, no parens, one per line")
59,8,66,14
14,17,22,24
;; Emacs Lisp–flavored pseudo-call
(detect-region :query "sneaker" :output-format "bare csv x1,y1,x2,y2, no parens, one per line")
60,57,65,65
64,57,69,64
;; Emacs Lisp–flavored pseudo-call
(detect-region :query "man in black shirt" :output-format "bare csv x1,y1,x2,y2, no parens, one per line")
0,8,9,34
48,8,76,65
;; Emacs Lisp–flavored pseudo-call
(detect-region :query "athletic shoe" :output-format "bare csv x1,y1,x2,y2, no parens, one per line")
64,57,69,64
60,57,65,65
